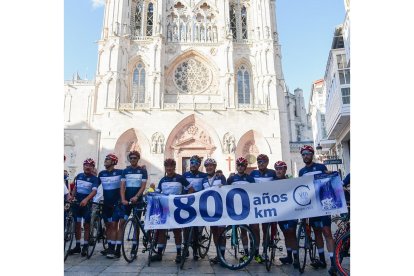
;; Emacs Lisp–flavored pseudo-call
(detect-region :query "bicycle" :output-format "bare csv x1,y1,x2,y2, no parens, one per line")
262,222,284,271
332,213,350,243
296,218,318,273
216,224,256,270
86,201,108,259
334,231,350,276
64,199,79,261
121,201,153,263
180,226,212,269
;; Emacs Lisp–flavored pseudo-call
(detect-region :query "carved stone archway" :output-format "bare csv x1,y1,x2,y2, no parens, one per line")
165,115,219,174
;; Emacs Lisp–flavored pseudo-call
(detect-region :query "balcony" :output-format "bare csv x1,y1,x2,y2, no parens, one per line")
325,85,350,140
118,103,150,110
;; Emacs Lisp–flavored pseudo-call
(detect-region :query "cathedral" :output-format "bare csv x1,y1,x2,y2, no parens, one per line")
64,0,309,183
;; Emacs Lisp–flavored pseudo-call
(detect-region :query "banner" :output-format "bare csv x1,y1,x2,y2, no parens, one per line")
144,172,348,230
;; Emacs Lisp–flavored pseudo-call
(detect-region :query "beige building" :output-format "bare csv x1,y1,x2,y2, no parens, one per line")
64,0,296,183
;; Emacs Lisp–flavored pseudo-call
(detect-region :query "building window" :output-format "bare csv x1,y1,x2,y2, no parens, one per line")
337,54,350,84
341,87,350,104
228,1,248,41
131,0,144,37
229,4,237,40
296,125,301,141
132,63,145,103
237,65,251,104
241,6,248,39
146,3,154,36
173,58,212,94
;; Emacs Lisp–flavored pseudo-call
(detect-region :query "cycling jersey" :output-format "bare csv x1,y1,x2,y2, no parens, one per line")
249,169,277,183
227,173,255,185
121,166,148,200
201,174,227,189
299,163,330,227
275,175,298,230
157,174,190,195
98,169,123,205
298,163,328,177
74,173,99,201
183,171,208,192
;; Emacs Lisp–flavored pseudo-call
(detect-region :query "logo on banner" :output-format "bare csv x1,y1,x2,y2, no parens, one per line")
293,185,311,206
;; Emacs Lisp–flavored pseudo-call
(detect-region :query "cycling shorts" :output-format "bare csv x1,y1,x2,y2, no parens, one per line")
102,203,124,223
278,220,298,231
73,204,92,223
309,215,332,228
123,197,144,220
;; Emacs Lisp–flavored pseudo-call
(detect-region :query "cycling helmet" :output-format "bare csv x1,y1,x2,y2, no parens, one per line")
236,157,248,166
83,158,96,167
190,155,202,164
274,161,287,169
164,158,176,167
300,145,315,154
257,154,269,162
204,158,217,166
105,153,118,165
128,150,140,159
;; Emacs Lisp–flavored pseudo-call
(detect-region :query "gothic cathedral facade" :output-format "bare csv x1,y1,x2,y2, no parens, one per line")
64,0,292,183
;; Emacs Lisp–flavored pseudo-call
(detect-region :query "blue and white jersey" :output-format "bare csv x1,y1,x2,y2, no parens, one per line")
201,174,227,190
299,163,328,177
183,171,208,192
227,173,255,185
157,174,190,195
98,169,123,204
250,169,277,183
74,173,99,201
121,166,148,200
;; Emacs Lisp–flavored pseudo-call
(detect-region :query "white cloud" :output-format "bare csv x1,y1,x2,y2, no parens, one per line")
91,0,105,9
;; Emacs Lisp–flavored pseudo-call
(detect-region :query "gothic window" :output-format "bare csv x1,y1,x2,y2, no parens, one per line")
229,5,237,40
241,6,248,39
135,1,143,36
173,58,212,94
132,63,145,103
146,3,154,36
228,1,249,41
237,65,251,104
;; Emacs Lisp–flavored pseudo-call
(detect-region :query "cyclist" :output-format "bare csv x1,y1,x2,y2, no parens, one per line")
227,157,264,264
98,153,124,259
201,158,227,264
298,145,337,275
68,158,99,256
183,155,208,260
150,158,190,264
120,150,148,254
249,154,277,260
274,161,299,268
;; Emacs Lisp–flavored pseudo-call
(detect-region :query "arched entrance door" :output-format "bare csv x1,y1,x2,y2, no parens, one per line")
165,120,217,174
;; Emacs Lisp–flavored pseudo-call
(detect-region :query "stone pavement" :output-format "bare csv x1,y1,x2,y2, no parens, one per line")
64,230,344,276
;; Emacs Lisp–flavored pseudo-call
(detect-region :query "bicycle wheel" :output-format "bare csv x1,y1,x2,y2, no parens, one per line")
101,218,108,250
335,232,350,276
309,228,318,263
122,218,139,263
87,215,100,258
147,229,158,267
180,227,193,269
64,215,75,261
198,226,212,258
263,224,275,271
217,225,256,270
296,223,309,273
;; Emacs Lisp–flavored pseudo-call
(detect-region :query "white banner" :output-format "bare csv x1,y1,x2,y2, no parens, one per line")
144,172,348,230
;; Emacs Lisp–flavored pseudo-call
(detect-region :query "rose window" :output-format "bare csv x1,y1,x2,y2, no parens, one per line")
173,58,212,94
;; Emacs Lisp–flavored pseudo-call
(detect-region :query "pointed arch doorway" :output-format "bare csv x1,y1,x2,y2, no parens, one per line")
165,117,217,174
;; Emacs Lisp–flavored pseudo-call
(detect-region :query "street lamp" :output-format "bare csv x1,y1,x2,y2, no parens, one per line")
316,144,323,154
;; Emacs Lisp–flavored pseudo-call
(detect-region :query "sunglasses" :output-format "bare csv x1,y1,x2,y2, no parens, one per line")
257,160,267,164
301,152,313,156
129,156,138,160
237,164,247,167
190,161,200,165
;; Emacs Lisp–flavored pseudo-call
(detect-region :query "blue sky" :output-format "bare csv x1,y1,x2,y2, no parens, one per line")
64,0,345,106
